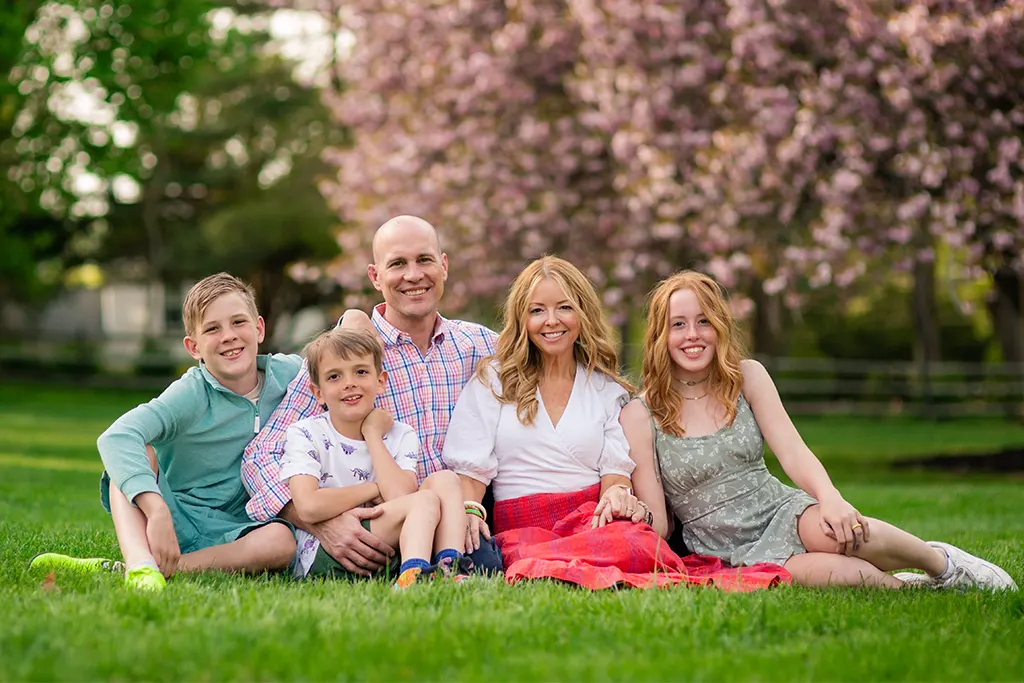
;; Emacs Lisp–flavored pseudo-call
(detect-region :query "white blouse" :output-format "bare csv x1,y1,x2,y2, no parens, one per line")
442,362,635,501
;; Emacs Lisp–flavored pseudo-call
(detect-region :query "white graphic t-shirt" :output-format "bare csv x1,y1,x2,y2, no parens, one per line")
279,413,420,577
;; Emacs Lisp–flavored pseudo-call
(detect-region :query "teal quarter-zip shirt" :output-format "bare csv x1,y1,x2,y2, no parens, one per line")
98,353,302,550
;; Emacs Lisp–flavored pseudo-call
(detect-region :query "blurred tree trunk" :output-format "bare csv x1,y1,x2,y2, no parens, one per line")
751,284,784,357
912,256,941,418
988,263,1024,421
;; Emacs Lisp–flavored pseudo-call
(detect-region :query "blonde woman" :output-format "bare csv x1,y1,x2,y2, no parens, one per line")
442,257,785,590
621,270,1017,590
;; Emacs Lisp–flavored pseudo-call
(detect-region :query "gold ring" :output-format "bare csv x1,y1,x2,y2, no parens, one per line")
851,523,862,530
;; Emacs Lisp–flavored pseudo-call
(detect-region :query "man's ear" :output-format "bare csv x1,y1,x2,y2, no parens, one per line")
183,335,202,361
440,253,449,282
367,263,383,292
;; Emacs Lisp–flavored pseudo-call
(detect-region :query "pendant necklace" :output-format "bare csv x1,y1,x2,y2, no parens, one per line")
674,374,709,401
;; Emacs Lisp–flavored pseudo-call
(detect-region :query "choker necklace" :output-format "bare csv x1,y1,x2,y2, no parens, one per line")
674,374,709,387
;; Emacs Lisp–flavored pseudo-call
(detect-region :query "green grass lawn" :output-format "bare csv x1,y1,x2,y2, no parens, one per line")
1,382,1023,681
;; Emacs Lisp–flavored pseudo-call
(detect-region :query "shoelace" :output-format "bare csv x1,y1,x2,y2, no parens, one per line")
949,565,981,589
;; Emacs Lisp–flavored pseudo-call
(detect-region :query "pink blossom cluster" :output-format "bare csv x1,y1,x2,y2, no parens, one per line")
298,0,1024,317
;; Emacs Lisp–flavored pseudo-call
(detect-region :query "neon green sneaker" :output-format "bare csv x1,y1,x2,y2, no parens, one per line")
125,565,166,592
27,552,124,574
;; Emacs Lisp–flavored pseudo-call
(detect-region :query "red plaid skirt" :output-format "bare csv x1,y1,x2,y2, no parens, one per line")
493,484,790,591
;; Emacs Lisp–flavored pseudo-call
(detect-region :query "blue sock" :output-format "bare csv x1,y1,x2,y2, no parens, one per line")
399,558,430,574
433,548,462,565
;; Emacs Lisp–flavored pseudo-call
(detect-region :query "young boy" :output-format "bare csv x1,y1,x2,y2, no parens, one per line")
281,327,470,587
30,273,300,590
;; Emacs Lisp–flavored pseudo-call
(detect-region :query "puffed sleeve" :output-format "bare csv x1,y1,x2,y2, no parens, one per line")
441,367,501,486
595,375,635,478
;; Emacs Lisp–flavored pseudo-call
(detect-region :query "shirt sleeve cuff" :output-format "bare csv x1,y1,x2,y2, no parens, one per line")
119,472,161,505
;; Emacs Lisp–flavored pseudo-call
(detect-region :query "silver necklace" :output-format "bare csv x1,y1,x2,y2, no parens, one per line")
674,374,709,387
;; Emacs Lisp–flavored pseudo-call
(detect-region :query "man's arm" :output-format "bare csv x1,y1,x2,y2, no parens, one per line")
278,502,396,577
242,362,323,521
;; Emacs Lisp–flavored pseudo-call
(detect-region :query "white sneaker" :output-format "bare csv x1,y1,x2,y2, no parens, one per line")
928,541,1018,592
893,571,937,588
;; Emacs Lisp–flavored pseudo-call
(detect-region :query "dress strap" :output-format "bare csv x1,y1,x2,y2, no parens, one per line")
633,397,662,483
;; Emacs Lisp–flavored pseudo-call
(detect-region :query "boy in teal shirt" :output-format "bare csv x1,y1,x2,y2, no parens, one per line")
31,273,301,590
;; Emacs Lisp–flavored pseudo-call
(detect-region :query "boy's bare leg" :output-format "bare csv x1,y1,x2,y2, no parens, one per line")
177,522,296,573
368,490,442,563
109,483,158,569
109,443,163,569
420,470,466,554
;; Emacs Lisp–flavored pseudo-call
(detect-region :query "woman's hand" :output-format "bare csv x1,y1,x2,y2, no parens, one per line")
465,512,491,552
591,485,640,528
817,492,869,554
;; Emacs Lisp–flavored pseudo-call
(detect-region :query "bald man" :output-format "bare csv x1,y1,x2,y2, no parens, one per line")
242,216,501,577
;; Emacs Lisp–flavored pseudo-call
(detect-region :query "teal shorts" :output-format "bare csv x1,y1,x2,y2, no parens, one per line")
100,470,292,554
306,519,401,580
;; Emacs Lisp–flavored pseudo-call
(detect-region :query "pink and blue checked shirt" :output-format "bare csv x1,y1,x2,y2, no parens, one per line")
241,303,497,521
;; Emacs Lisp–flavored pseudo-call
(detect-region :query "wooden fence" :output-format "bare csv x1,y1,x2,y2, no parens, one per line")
757,356,1023,418
2,337,1022,418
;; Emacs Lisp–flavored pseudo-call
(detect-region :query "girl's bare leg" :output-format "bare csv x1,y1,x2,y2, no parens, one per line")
798,505,946,575
784,552,903,588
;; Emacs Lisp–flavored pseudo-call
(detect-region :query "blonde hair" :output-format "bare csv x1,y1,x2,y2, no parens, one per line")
182,272,259,337
641,271,745,437
478,255,634,424
304,328,383,386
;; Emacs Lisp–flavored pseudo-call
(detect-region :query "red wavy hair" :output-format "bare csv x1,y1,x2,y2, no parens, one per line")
641,271,746,437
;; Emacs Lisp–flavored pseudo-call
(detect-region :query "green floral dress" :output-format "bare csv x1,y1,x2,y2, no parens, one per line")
645,394,817,567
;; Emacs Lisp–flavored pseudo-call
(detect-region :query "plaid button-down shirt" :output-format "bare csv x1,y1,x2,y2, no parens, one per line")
241,303,497,521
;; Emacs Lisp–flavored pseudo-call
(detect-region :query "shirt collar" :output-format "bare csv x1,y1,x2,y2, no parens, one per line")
199,354,268,393
371,303,449,348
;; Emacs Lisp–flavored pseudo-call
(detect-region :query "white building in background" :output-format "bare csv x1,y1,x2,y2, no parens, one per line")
2,278,328,374
1,278,189,373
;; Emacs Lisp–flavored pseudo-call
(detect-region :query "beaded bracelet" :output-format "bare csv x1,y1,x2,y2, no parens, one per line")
636,500,654,527
464,500,487,523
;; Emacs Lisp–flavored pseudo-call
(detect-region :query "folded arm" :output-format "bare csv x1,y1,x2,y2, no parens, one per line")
288,475,381,525
98,377,200,504
361,410,418,501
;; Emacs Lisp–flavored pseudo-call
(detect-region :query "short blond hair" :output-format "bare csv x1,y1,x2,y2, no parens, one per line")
182,272,259,337
304,328,383,386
